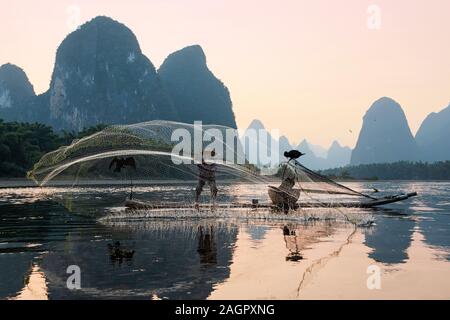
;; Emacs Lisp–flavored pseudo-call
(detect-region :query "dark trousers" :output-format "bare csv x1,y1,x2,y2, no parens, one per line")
195,178,218,202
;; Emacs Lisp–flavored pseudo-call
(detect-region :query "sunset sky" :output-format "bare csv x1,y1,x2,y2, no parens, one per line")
1,0,449,148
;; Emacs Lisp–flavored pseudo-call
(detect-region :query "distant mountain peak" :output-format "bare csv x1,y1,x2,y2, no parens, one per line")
0,63,35,95
327,140,352,168
248,119,265,130
80,16,135,34
1,63,26,73
89,15,117,23
297,139,311,152
58,15,143,60
365,97,405,117
279,135,290,143
373,96,397,104
278,135,292,153
299,138,308,145
351,97,418,165
330,140,341,148
45,15,178,131
164,45,207,66
159,47,236,128
329,140,351,152
0,63,36,121
415,103,450,161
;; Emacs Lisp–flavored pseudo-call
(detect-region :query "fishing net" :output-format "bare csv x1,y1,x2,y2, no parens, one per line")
29,121,257,185
28,120,381,224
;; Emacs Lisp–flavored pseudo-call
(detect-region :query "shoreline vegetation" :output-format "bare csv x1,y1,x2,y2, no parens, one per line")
0,120,106,177
1,120,450,180
319,161,450,181
2,176,450,189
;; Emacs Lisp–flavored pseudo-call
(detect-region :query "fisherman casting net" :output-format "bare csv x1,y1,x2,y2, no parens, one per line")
28,120,415,223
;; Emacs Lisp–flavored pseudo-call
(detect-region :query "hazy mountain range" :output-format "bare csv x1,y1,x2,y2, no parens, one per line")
245,95,450,169
0,16,448,169
241,119,352,170
0,16,236,131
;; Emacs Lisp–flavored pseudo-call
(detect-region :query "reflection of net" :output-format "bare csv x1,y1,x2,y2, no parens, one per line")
27,121,377,218
283,223,336,254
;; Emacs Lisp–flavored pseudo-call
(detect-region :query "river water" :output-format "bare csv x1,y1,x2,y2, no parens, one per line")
0,181,449,299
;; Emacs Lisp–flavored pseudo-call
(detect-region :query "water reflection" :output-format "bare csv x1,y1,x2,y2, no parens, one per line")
38,220,237,299
282,226,303,261
1,181,450,299
364,214,415,264
0,199,93,299
247,225,269,241
282,223,336,262
0,253,37,298
419,213,450,260
13,263,48,300
197,226,217,265
107,241,136,265
364,181,450,261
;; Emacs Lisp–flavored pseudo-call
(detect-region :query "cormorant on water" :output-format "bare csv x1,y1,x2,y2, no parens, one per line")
107,241,135,261
284,150,306,161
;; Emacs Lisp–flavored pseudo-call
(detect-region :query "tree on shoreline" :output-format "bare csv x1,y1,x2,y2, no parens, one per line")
320,161,450,180
0,120,106,177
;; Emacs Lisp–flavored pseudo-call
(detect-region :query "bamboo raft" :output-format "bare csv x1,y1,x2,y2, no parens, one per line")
125,192,417,211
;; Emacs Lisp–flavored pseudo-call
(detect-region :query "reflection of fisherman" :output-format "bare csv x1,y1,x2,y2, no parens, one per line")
282,225,303,261
195,150,218,210
197,226,217,265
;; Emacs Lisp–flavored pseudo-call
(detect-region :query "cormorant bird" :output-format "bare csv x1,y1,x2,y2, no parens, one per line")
107,241,135,261
284,150,305,161
109,157,136,173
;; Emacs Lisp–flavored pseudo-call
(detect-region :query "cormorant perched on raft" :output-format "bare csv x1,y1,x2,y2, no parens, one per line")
284,150,305,161
109,157,136,173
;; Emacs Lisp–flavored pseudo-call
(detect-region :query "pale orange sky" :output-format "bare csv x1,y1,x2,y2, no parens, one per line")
1,0,449,148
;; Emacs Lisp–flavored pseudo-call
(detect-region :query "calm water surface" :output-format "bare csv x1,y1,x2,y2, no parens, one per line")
0,181,449,299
